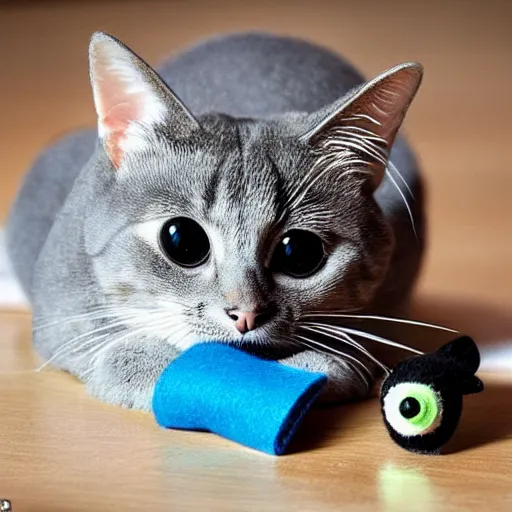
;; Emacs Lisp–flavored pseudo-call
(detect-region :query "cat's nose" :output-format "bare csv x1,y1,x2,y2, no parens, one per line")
226,309,271,334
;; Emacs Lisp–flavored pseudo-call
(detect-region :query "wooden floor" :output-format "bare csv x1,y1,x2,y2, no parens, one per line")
0,1,511,511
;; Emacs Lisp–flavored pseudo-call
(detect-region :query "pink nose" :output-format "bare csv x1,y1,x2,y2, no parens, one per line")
227,310,269,334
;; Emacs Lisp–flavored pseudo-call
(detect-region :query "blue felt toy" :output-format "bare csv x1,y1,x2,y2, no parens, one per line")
152,342,327,455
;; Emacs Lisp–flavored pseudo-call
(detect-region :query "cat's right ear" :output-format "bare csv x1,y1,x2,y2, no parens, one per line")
300,62,423,190
89,32,199,170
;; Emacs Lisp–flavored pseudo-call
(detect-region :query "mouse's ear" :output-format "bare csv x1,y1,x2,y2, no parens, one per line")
436,336,481,375
300,63,423,190
89,32,200,170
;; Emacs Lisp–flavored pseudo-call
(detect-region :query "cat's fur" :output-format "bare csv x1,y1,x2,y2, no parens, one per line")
6,32,425,409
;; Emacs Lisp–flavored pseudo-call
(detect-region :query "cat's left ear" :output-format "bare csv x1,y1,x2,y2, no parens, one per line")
301,62,423,190
89,32,200,169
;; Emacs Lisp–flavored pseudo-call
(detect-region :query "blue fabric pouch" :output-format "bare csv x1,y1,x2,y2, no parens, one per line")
152,342,327,455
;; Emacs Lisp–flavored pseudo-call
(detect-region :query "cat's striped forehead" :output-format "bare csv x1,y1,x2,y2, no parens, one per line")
195,120,315,247
205,128,289,225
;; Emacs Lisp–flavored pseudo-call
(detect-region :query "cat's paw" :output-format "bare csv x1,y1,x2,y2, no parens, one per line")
279,350,374,403
85,339,181,411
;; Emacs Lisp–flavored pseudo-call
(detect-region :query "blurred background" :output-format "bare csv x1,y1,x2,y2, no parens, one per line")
0,0,511,370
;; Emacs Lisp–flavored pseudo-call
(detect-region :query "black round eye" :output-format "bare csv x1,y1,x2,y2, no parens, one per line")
399,397,421,419
159,217,210,268
270,229,326,278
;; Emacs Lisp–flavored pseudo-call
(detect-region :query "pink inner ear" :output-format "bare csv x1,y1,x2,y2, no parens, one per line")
103,90,149,169
102,101,138,169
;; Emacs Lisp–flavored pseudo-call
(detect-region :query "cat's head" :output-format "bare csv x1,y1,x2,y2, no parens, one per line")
84,32,422,359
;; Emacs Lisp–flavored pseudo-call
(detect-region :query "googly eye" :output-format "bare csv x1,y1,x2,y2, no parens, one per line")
383,382,442,437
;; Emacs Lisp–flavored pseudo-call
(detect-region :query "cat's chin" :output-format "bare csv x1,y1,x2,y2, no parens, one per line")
233,340,301,361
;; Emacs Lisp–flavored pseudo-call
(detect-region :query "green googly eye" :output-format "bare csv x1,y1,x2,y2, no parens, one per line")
383,382,442,437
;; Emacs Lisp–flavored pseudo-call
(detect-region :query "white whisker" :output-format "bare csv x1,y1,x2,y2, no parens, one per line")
36,306,188,372
300,323,367,354
340,113,382,126
294,334,371,390
33,309,140,333
338,326,423,355
300,323,390,374
294,333,373,377
322,136,387,166
387,160,414,199
385,166,418,239
299,311,458,333
35,331,113,372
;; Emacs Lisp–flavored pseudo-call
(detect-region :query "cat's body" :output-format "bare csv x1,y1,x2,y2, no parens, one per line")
7,33,425,409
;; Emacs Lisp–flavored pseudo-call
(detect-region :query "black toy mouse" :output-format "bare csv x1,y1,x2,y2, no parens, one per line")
380,336,484,454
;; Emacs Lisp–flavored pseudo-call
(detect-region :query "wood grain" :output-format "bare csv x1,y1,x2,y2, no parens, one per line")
0,1,511,511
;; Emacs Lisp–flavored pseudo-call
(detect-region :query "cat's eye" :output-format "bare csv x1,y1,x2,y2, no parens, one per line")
159,217,210,268
382,382,442,437
270,230,326,278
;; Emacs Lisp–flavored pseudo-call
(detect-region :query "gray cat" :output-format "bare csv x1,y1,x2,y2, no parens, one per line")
6,32,425,410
